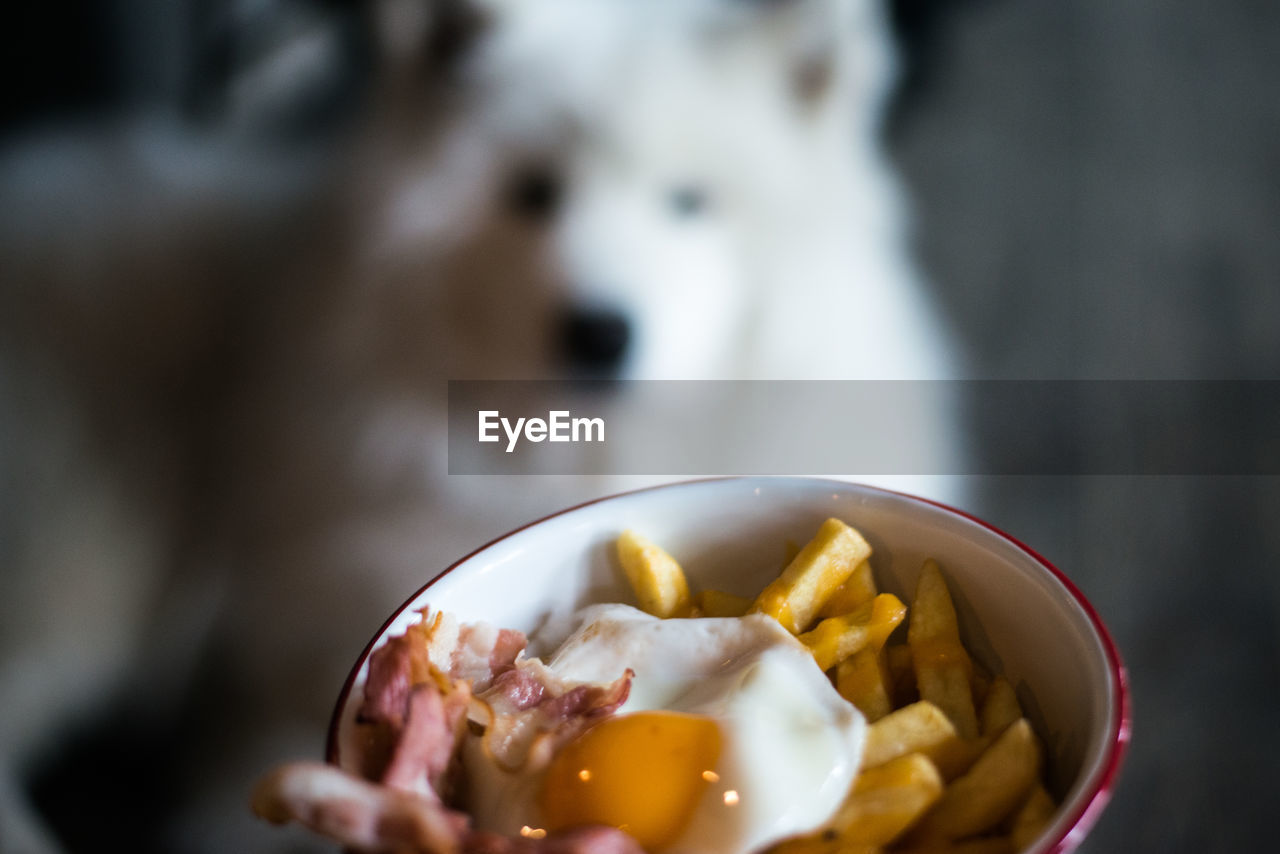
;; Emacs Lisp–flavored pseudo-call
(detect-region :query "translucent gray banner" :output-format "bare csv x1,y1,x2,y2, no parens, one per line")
447,381,1280,475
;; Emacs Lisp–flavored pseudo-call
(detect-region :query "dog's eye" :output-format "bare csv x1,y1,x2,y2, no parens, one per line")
507,167,562,220
668,185,709,218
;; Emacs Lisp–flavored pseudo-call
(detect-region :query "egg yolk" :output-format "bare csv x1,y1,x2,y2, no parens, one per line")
539,711,722,850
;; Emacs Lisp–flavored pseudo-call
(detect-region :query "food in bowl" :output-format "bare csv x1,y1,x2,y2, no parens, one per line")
253,512,1083,854
472,602,865,854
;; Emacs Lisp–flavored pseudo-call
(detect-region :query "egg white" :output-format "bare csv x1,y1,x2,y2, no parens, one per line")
464,604,867,854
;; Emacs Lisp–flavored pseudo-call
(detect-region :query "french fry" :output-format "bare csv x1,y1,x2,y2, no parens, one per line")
908,560,979,740
694,589,752,618
864,701,985,782
930,740,990,784
1007,783,1056,850
764,836,879,854
799,594,906,672
751,518,873,633
829,753,944,845
837,648,894,722
906,719,1042,843
892,838,1014,854
885,645,918,706
863,702,958,771
618,523,1062,854
970,663,993,709
615,530,691,619
818,559,878,619
979,677,1022,739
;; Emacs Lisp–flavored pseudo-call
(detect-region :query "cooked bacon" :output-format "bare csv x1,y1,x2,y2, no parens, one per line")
252,761,467,854
382,682,472,799
359,631,424,730
472,662,632,772
485,667,548,711
256,613,640,853
253,761,645,854
360,612,528,732
414,610,529,689
541,679,632,722
487,627,527,678
443,620,528,688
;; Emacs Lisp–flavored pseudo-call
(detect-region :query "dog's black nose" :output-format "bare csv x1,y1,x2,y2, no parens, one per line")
559,307,631,373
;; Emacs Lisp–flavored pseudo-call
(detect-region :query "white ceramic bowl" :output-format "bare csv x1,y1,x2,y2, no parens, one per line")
328,477,1129,854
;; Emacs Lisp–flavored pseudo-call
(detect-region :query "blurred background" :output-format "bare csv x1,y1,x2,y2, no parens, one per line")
2,1,1278,852
889,2,1280,851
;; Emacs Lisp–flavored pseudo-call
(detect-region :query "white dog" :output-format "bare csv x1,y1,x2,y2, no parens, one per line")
370,0,952,382
0,0,959,850
352,0,961,494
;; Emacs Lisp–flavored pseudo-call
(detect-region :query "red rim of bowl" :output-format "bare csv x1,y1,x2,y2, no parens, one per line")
325,476,1130,854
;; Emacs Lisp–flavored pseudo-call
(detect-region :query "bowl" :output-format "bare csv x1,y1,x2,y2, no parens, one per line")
328,477,1129,854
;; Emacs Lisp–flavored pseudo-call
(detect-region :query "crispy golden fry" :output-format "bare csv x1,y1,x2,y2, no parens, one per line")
865,706,993,788
818,559,878,619
863,700,985,782
908,560,979,740
892,837,1014,854
970,663,993,709
694,589,752,618
830,753,944,845
885,644,918,707
930,737,989,783
623,522,1061,854
615,530,692,619
906,719,1042,843
764,836,880,854
837,648,894,722
799,594,906,672
913,663,976,742
751,518,873,633
1007,783,1056,851
863,702,958,770
979,677,1022,739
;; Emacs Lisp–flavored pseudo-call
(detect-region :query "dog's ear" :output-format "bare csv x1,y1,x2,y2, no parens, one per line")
772,0,845,105
723,0,896,114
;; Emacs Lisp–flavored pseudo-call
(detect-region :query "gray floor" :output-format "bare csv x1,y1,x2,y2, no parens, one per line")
891,1,1280,850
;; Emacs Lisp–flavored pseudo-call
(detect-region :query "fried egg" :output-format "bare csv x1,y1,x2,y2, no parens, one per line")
464,604,866,854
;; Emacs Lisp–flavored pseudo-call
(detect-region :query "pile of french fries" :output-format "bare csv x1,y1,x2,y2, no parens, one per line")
615,520,1058,854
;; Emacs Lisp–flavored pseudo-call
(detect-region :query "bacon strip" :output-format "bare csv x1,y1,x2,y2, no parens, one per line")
421,611,530,689
485,667,548,712
472,662,632,772
486,627,527,679
542,679,632,722
382,682,472,799
253,763,645,854
255,612,639,853
252,761,467,854
360,612,528,734
359,630,425,730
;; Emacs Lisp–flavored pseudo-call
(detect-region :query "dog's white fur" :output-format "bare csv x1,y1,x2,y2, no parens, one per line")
0,0,959,849
372,0,951,382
